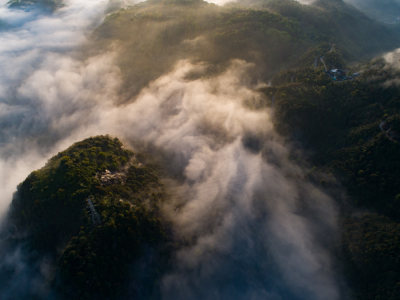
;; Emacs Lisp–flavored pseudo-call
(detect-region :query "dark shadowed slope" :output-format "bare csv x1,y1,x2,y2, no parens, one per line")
265,51,400,300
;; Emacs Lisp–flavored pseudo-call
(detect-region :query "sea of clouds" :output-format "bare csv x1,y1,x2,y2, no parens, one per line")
0,0,345,299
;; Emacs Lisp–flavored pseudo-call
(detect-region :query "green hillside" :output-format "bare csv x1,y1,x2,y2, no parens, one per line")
3,0,400,298
5,136,169,299
264,55,400,299
91,0,400,98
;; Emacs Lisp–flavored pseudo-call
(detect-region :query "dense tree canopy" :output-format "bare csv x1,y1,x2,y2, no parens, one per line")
266,55,400,299
6,136,169,299
92,0,399,98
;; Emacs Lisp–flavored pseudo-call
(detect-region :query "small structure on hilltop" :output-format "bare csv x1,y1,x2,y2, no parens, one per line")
99,169,126,185
327,68,347,81
318,56,360,81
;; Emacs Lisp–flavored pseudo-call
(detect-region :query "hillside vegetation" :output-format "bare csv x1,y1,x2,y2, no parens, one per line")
91,0,400,98
3,136,169,299
265,55,400,299
3,0,400,299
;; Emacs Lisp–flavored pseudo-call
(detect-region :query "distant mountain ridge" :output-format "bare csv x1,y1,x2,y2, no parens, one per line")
345,0,400,23
7,0,63,11
92,0,400,98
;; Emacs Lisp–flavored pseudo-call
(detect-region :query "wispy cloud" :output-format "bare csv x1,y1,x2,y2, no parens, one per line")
0,1,342,299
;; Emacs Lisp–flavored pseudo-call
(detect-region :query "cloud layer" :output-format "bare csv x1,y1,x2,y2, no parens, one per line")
0,0,121,216
109,60,341,300
0,1,342,299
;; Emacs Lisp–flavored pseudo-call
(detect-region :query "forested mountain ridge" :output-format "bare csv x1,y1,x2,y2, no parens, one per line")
345,0,400,24
1,136,170,299
91,0,400,98
266,54,400,300
2,0,400,299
